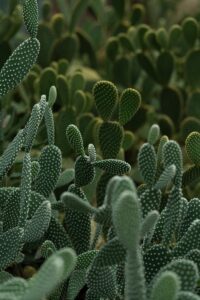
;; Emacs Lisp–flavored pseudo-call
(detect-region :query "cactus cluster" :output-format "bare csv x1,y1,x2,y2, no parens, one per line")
1,0,200,299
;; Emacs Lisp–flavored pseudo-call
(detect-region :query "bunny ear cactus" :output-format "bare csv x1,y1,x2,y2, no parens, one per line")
20,247,77,300
0,227,24,271
119,88,141,126
33,145,62,198
184,132,200,186
185,132,200,165
0,129,24,180
150,271,180,300
23,0,39,38
0,38,40,97
112,183,147,300
66,124,85,156
93,80,118,122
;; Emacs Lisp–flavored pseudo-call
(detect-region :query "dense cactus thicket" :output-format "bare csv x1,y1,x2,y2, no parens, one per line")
1,0,200,299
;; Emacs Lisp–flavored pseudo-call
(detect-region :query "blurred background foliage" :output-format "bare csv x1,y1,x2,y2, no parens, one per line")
1,0,200,197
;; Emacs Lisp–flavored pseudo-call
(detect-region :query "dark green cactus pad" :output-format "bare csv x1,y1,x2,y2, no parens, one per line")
64,185,91,255
0,129,24,180
94,159,131,175
156,27,168,48
113,56,132,86
34,145,62,198
44,105,55,145
24,104,41,152
131,4,145,25
163,140,182,187
119,88,141,126
2,188,49,231
159,87,183,126
179,198,200,237
137,52,158,82
185,132,200,165
96,172,113,207
153,259,198,292
0,227,23,271
56,75,70,106
55,107,76,156
99,121,123,159
56,168,74,188
23,0,39,38
118,33,134,52
23,200,51,243
86,263,117,299
162,186,182,245
64,209,91,255
156,51,174,85
180,117,200,141
185,249,200,271
0,38,40,97
187,92,200,119
182,17,198,47
2,189,21,231
140,188,161,218
144,244,172,283
157,114,175,138
75,156,95,187
123,131,135,151
37,23,55,67
182,165,200,186
45,216,72,249
138,143,157,186
93,81,118,121
169,24,182,48
176,197,188,241
93,237,125,267
41,240,57,258
70,72,85,99
106,37,119,61
173,220,200,257
185,50,200,88
66,125,85,156
74,90,87,114
69,0,90,32
52,33,79,62
67,250,97,300
39,67,57,96
19,153,32,228
51,13,65,37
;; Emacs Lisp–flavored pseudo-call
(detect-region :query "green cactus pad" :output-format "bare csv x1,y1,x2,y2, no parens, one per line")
75,156,95,187
154,259,198,292
150,271,180,300
0,129,24,180
99,121,123,159
0,38,40,97
144,244,172,283
182,17,198,47
119,88,141,126
138,143,157,186
94,159,131,175
0,227,24,270
66,124,85,156
23,0,39,38
93,81,118,121
185,132,200,165
173,220,200,257
185,50,200,88
34,145,62,198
